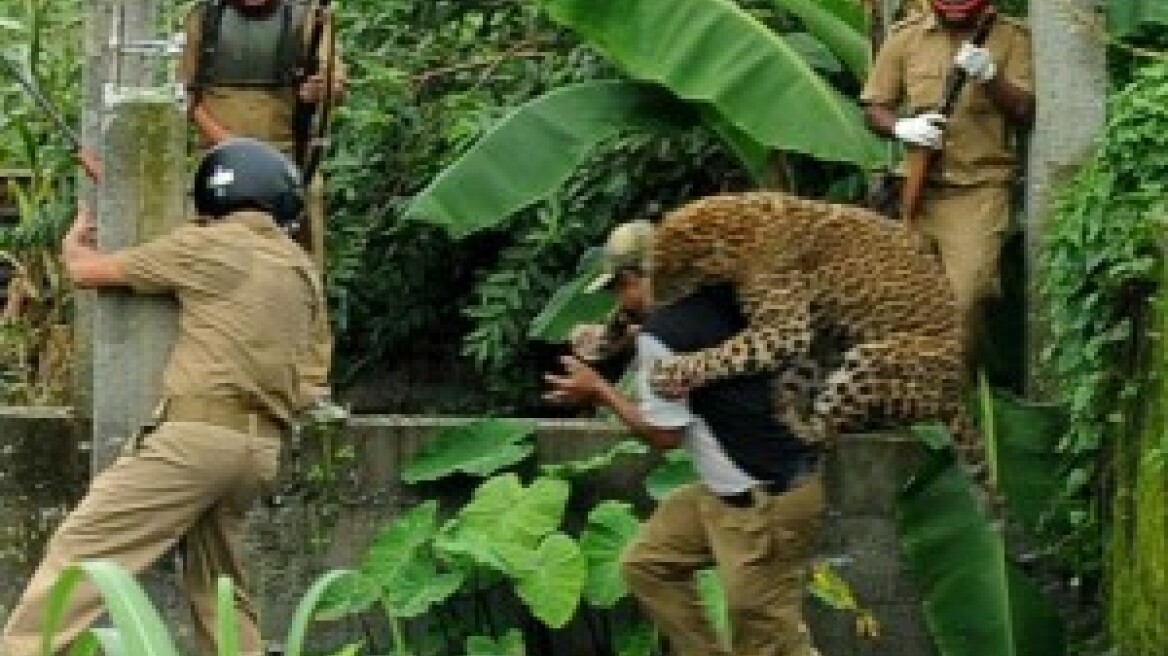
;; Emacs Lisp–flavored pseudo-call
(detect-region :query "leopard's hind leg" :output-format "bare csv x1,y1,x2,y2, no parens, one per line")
807,335,983,470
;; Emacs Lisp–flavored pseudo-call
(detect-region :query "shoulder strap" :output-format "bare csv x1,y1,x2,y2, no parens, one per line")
191,0,229,91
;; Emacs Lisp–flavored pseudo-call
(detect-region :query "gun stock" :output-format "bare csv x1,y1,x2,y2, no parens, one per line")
899,147,935,225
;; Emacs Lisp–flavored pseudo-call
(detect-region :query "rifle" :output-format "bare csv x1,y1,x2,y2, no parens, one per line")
899,9,997,226
291,0,336,249
0,53,102,181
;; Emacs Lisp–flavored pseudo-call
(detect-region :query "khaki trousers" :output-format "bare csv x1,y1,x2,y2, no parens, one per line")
916,183,1011,356
1,421,281,656
621,477,825,656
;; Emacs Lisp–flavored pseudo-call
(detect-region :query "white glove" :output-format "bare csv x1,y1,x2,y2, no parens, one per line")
954,42,997,83
893,112,947,149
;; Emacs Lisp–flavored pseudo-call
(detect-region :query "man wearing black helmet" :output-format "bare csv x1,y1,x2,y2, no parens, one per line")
0,138,328,656
862,0,1034,367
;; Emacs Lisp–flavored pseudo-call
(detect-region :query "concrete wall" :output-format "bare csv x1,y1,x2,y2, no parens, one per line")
0,409,936,655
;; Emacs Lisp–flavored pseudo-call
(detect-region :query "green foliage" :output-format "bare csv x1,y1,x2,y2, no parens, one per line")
404,81,691,238
644,449,699,501
328,0,870,409
401,419,536,483
40,562,356,656
578,501,640,607
898,425,1066,656
536,0,883,168
1040,60,1168,586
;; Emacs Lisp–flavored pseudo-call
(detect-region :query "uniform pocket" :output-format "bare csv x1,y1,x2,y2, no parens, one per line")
906,62,945,112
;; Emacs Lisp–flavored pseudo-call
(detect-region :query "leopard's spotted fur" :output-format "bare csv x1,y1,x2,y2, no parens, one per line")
647,192,979,465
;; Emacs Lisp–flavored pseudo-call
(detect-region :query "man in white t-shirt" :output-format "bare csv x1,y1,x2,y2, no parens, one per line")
546,221,824,656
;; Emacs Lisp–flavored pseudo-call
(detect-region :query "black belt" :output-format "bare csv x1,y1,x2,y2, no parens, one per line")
719,454,821,508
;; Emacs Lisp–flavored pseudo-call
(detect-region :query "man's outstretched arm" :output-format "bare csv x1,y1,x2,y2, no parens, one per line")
60,205,128,288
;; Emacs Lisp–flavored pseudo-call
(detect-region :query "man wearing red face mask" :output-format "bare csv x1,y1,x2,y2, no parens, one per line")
861,0,1034,368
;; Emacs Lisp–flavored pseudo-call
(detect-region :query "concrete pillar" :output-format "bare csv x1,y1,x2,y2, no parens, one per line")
1025,0,1107,396
91,97,185,470
806,432,937,656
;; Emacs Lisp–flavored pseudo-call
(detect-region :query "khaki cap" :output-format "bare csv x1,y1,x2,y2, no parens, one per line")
584,220,654,293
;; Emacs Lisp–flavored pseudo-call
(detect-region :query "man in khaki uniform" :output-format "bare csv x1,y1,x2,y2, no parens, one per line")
861,0,1034,362
1,139,329,656
181,0,346,268
546,223,824,656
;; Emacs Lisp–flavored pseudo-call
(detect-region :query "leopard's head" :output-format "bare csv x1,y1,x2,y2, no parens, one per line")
649,198,749,307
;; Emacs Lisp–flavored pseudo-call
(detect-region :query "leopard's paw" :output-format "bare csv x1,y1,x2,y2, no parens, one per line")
649,357,698,398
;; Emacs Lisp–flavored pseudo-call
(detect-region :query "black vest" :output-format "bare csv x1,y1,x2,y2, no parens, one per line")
644,285,813,485
193,0,309,89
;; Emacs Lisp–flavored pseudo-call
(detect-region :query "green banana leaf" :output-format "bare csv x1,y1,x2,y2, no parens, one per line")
1109,0,1168,37
898,425,1066,656
766,0,869,79
783,33,844,76
216,577,239,656
42,561,181,656
695,569,730,643
579,500,642,608
405,80,690,238
981,387,1068,532
529,247,617,343
538,0,885,168
401,419,536,483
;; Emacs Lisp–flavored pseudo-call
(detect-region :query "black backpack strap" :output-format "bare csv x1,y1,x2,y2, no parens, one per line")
191,0,228,92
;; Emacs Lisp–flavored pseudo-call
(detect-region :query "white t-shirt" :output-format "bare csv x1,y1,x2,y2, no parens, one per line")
635,333,759,496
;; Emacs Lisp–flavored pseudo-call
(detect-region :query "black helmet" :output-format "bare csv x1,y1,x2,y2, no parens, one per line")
193,137,304,230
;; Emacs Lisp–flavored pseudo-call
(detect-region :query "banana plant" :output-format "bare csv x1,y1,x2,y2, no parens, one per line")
405,0,883,239
898,424,1066,656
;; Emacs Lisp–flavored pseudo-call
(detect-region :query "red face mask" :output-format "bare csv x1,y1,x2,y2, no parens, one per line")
930,0,989,26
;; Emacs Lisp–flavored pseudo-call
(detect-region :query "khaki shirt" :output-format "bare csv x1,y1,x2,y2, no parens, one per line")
113,211,331,424
861,12,1033,185
180,0,345,152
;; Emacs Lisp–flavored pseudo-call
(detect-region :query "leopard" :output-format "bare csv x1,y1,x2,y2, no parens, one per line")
646,191,981,471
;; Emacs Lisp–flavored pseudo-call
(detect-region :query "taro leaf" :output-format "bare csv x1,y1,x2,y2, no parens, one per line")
360,501,463,618
540,439,649,479
497,533,587,629
579,501,641,608
537,0,885,168
898,426,1066,656
783,33,843,75
405,80,690,238
765,0,869,79
384,558,464,619
438,475,572,571
0,17,23,32
529,247,617,343
465,628,525,656
696,568,730,643
645,449,699,501
402,419,536,483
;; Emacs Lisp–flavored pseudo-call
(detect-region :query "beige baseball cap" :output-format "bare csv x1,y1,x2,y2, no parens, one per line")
584,220,654,293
